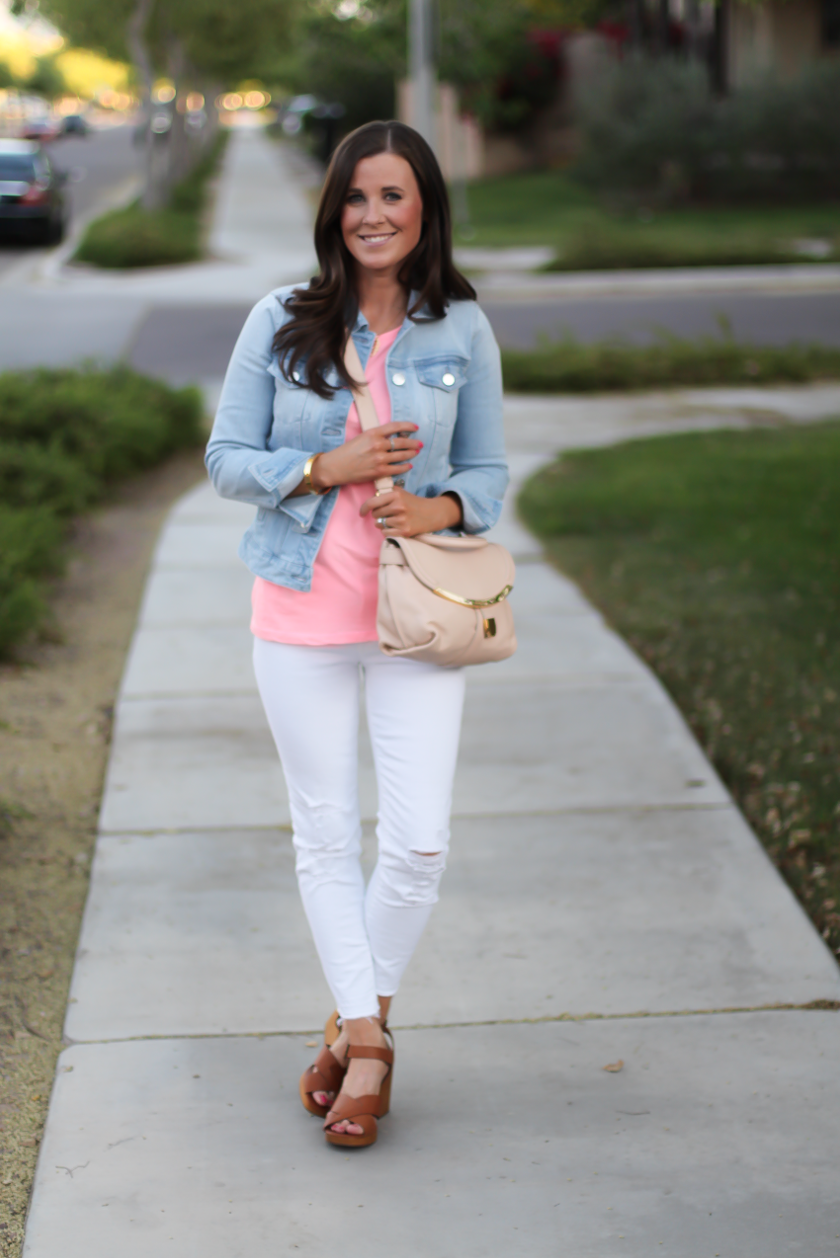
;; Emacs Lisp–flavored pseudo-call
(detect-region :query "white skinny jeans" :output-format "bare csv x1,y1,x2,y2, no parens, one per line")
253,638,466,1019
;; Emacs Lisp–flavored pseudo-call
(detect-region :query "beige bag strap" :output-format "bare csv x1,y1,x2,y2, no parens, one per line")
344,334,393,495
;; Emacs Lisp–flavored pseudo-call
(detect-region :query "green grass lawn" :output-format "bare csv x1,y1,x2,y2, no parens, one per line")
519,421,840,960
461,169,840,269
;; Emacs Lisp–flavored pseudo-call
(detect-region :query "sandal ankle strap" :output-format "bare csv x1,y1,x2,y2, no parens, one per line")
347,1044,393,1063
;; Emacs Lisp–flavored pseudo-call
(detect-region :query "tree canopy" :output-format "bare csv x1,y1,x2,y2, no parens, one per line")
32,0,296,88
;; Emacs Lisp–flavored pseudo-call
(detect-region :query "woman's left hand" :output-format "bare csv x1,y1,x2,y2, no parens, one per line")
360,488,462,538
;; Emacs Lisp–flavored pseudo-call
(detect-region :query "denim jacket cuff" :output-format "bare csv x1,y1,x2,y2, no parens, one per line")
421,479,499,534
247,450,327,530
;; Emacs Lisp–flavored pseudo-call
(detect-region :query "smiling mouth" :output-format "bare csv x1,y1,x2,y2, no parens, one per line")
359,232,397,245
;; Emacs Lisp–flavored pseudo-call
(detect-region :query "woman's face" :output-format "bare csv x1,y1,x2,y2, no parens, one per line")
340,151,424,276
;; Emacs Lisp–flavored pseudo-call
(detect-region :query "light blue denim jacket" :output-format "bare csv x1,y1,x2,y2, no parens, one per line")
205,284,508,591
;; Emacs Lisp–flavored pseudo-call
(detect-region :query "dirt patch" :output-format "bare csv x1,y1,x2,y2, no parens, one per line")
0,448,206,1256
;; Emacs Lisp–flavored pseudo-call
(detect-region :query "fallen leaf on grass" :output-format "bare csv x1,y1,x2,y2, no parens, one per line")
603,1060,624,1073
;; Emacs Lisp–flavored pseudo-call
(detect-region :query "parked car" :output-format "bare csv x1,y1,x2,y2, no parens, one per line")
19,117,62,143
0,140,68,244
61,114,89,137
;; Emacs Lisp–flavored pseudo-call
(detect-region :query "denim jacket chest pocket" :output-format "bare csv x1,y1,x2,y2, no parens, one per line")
269,362,312,449
413,355,469,432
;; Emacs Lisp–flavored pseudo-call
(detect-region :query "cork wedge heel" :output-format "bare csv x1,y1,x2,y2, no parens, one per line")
323,1032,395,1149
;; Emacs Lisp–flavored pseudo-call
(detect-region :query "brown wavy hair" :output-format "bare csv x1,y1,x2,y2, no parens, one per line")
272,120,476,399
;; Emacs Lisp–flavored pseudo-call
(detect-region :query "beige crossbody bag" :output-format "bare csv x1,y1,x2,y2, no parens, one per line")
343,335,517,668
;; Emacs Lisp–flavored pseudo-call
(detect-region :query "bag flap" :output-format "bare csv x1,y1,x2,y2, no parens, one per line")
389,536,515,604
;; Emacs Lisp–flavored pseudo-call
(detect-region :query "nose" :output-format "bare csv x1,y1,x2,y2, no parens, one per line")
361,197,385,224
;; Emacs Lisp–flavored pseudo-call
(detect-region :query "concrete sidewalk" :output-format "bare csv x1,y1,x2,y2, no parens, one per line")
21,134,840,1257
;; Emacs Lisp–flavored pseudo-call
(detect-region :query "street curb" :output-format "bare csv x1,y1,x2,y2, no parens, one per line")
475,262,840,302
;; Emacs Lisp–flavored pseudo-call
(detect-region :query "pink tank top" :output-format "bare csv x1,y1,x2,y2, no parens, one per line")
250,326,401,646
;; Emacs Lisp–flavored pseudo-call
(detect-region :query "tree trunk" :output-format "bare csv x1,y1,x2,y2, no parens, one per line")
166,39,189,188
626,0,644,50
685,0,701,60
713,0,730,95
201,83,222,151
126,0,166,210
658,0,670,53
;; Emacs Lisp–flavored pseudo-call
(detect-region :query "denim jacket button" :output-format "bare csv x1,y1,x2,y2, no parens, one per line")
392,372,406,386
292,370,301,382
442,372,455,387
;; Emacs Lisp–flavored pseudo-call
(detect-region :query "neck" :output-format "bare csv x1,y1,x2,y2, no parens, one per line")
355,263,408,335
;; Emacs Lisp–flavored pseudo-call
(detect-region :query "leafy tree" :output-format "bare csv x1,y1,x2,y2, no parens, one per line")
24,55,67,98
34,0,295,204
280,0,404,132
278,0,614,138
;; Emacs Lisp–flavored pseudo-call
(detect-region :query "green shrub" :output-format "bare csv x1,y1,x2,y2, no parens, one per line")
74,202,201,269
545,223,835,272
0,506,63,657
0,442,95,515
0,367,203,657
169,133,228,213
74,131,227,270
0,366,202,484
575,55,840,204
501,334,840,393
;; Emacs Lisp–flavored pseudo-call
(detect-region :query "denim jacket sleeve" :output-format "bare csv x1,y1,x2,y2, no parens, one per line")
419,305,508,534
204,294,325,531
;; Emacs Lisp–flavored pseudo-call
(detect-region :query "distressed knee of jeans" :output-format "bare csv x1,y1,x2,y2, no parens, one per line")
401,848,447,906
292,814,361,880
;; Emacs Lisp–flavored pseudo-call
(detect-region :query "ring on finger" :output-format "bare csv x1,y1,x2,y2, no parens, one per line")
376,516,387,526
389,435,396,451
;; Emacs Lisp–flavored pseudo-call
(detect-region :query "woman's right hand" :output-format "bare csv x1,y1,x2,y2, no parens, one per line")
311,422,421,490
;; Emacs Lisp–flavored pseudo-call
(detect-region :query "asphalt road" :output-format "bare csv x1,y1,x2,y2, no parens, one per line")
0,122,142,277
481,290,840,349
128,289,840,387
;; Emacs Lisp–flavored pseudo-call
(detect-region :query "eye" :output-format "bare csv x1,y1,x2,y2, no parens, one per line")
384,191,402,201
346,192,364,204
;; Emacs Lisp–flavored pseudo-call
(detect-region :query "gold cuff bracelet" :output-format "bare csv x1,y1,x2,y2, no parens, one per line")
303,453,329,495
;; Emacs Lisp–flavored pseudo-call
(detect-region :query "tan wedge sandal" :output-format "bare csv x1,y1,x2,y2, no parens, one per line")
323,1032,394,1149
299,1011,346,1118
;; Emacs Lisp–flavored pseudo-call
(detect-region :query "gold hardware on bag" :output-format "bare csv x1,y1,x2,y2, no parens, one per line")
483,617,496,638
432,583,513,609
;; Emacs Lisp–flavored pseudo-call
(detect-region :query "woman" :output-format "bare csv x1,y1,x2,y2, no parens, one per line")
206,120,507,1148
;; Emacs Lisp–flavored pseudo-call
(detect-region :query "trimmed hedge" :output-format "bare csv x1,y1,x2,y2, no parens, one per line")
0,366,203,658
74,203,203,269
545,225,837,272
501,334,840,394
74,131,228,270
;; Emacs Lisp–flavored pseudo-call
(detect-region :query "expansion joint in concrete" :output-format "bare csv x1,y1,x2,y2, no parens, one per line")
95,800,737,841
62,999,840,1050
